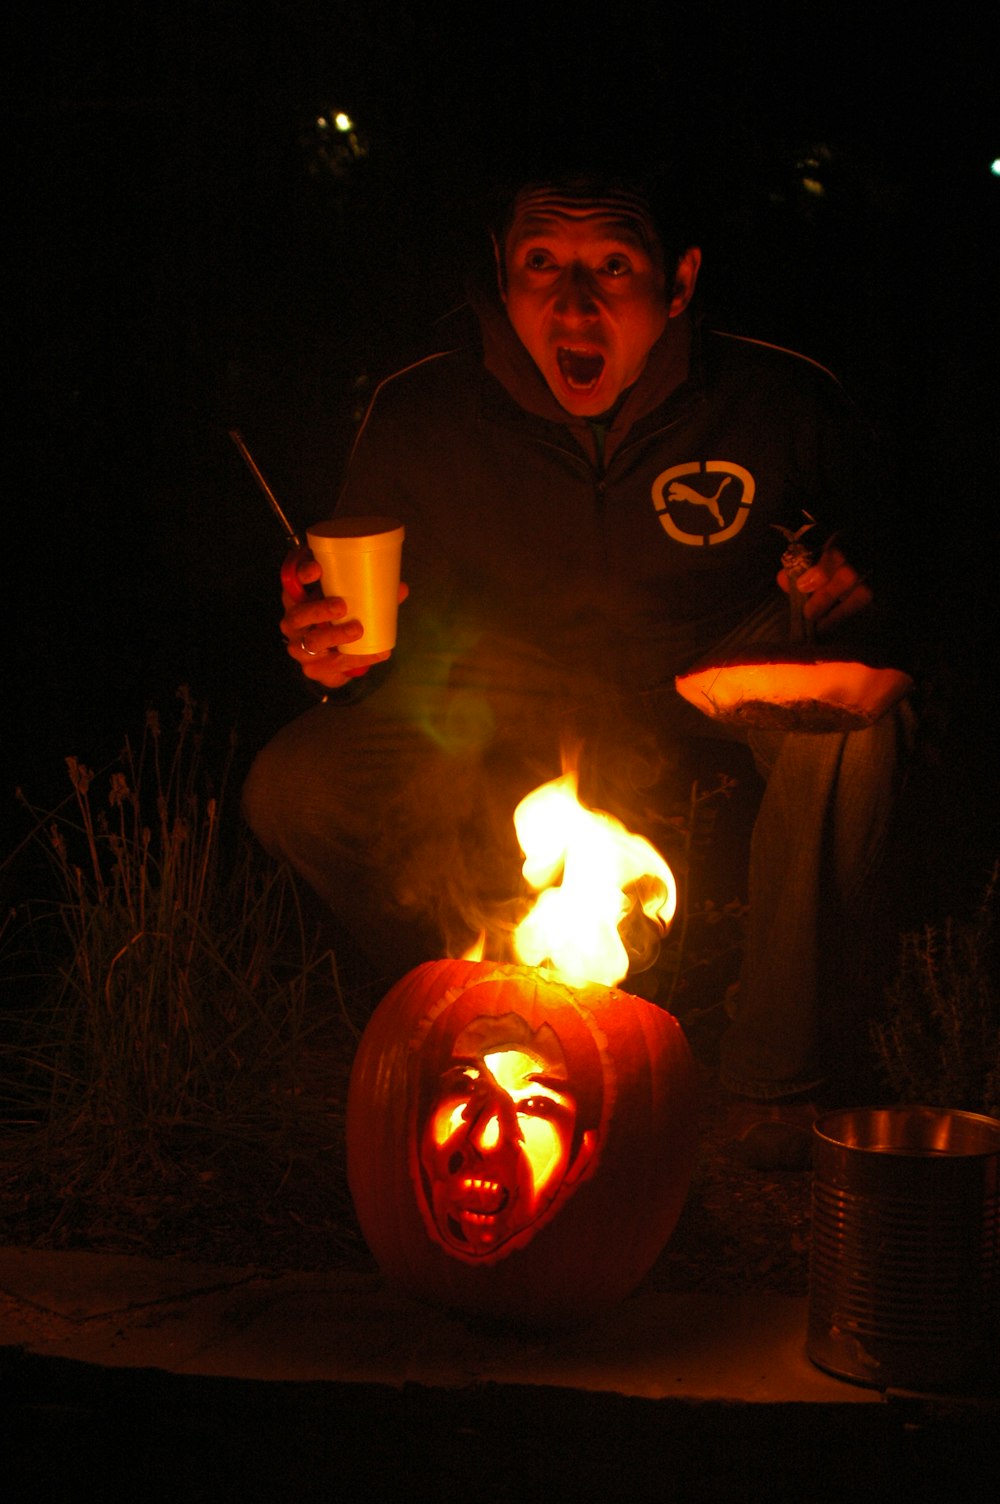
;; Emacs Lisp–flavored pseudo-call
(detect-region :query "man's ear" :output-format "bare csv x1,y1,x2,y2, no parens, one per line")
491,232,508,303
668,246,702,318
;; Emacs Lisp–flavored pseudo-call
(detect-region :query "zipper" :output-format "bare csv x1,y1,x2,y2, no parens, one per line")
612,408,692,467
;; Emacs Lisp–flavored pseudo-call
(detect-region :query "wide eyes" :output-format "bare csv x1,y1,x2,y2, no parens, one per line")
520,249,634,279
601,254,632,278
438,1087,565,1132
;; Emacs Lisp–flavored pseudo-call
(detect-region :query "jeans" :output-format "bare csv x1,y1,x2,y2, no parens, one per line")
720,708,913,1098
243,632,912,1100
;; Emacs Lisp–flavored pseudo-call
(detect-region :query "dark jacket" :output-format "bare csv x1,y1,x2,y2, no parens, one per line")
337,288,888,700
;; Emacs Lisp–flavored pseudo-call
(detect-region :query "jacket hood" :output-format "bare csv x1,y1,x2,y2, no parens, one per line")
467,264,695,465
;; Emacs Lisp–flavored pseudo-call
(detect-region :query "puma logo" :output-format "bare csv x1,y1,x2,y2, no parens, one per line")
652,461,754,546
665,476,732,528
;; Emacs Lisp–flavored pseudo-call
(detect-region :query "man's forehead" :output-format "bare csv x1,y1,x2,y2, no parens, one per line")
505,186,660,255
509,210,652,249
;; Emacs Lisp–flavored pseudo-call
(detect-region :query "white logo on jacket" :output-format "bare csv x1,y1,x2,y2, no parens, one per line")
652,462,755,545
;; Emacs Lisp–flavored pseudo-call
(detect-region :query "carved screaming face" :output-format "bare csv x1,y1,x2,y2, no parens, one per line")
413,1000,607,1263
348,960,699,1322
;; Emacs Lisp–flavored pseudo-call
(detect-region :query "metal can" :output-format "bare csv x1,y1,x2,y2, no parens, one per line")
808,1106,1000,1391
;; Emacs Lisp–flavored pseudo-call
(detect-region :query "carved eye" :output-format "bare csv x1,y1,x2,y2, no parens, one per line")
518,1095,560,1118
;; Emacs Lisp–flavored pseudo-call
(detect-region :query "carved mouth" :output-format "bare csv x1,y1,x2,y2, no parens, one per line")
456,1176,508,1217
445,1176,510,1243
557,346,605,390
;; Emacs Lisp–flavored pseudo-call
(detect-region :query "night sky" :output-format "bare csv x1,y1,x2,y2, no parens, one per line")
5,4,997,870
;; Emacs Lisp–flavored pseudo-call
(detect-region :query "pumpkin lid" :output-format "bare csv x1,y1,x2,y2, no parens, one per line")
675,649,913,732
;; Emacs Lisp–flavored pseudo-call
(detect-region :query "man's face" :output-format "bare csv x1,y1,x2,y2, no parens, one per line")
501,200,683,418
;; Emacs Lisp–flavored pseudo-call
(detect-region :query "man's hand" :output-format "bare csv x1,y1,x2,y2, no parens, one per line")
281,556,409,690
778,544,873,636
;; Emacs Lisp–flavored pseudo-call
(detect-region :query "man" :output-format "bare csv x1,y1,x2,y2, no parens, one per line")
244,165,912,1115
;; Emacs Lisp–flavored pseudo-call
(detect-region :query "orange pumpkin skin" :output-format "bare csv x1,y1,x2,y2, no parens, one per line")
346,959,698,1326
675,649,913,733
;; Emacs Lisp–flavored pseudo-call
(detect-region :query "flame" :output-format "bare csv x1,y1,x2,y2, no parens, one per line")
462,931,486,962
512,769,677,988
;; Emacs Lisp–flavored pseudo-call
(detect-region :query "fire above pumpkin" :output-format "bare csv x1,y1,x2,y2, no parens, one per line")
511,767,678,987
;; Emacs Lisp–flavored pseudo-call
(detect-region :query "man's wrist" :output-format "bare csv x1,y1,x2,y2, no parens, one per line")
304,661,391,706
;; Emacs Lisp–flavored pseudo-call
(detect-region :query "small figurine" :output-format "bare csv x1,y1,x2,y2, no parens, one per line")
773,512,818,643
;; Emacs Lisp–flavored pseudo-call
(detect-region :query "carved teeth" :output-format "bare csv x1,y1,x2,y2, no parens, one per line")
457,1176,508,1216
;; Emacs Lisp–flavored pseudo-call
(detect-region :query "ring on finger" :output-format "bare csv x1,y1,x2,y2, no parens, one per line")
300,635,321,658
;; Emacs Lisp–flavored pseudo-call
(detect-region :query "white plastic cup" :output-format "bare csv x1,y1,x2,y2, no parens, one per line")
306,516,405,655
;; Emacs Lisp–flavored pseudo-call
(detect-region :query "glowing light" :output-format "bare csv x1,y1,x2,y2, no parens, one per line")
512,769,676,987
991,158,1000,178
334,112,354,132
422,1043,578,1255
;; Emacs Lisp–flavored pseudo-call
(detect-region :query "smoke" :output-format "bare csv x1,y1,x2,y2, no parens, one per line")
371,655,689,981
376,721,547,963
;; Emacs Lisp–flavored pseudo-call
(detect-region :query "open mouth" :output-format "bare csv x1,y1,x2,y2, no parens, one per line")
557,346,605,390
455,1176,508,1218
446,1176,510,1243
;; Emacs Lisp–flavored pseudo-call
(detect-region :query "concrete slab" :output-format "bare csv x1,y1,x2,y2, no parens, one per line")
0,1245,888,1400
4,1248,1000,1501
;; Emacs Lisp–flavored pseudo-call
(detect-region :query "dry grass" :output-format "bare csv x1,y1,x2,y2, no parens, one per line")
0,690,359,1239
871,864,1000,1117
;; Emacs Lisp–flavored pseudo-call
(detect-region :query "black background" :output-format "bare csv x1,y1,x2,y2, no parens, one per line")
4,3,997,890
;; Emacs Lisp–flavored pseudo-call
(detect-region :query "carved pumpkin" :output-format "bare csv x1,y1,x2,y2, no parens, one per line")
346,958,698,1326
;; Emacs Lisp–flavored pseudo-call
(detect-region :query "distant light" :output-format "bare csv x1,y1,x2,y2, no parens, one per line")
801,177,825,197
334,112,354,133
991,158,1000,178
